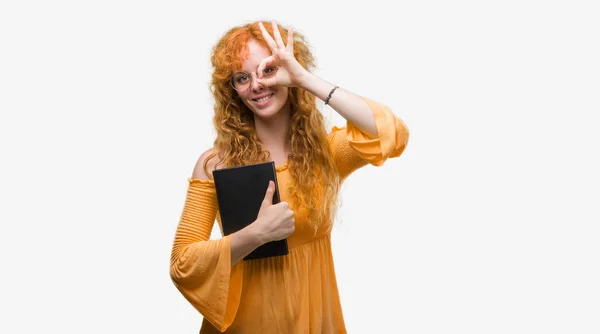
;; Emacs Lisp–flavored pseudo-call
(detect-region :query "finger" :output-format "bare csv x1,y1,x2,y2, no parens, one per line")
258,22,278,52
261,180,275,206
256,75,277,88
286,27,294,52
256,55,275,79
271,21,285,49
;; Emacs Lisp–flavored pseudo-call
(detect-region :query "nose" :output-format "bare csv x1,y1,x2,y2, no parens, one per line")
249,72,264,92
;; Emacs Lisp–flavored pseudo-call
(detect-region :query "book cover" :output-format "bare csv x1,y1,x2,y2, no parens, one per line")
212,161,289,260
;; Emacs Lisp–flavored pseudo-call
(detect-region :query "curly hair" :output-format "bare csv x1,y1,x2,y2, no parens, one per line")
204,20,340,232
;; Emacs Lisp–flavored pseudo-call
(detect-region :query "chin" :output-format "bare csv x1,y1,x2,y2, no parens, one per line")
251,104,284,119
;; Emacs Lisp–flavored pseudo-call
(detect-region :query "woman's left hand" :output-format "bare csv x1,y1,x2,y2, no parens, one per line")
256,21,309,88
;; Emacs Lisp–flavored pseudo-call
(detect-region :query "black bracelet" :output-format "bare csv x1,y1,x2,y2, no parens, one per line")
324,86,339,105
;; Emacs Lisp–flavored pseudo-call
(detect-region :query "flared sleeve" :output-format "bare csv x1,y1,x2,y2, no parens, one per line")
328,96,410,179
169,178,243,332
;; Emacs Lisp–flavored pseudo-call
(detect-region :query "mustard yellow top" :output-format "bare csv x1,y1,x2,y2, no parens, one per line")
170,98,409,333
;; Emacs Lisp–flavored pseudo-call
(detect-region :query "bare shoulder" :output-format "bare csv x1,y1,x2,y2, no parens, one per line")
192,148,220,180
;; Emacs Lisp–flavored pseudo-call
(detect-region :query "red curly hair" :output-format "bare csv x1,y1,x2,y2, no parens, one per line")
204,20,340,232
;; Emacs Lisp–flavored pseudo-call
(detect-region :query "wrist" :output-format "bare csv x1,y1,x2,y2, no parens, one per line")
245,221,267,246
296,70,315,89
296,71,334,103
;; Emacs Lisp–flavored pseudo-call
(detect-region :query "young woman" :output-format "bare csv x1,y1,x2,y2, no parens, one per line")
170,20,409,333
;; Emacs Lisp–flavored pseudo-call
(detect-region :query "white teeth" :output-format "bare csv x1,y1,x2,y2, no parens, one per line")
255,94,272,103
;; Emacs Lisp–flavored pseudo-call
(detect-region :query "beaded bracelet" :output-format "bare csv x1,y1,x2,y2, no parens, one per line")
324,86,339,105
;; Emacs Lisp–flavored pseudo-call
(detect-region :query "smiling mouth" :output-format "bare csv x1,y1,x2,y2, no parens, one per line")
253,93,274,103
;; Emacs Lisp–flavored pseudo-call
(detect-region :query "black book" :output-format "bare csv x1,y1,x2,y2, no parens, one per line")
212,161,289,260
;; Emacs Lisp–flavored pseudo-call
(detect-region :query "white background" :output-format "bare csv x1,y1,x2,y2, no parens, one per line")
1,0,599,333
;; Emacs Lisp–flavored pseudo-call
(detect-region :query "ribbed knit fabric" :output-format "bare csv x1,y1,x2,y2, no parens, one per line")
170,97,409,333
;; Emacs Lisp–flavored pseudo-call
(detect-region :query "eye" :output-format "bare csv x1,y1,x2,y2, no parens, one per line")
234,74,249,83
263,66,276,75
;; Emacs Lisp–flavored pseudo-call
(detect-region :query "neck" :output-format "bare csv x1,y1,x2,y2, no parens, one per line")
254,103,293,156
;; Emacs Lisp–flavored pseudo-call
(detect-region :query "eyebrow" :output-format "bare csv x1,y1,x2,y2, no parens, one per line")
233,66,262,75
235,61,268,74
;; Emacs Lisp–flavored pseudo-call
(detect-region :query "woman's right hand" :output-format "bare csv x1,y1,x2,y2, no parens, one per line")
251,180,295,243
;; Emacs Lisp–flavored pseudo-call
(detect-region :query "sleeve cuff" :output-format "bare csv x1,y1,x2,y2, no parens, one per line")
346,97,409,166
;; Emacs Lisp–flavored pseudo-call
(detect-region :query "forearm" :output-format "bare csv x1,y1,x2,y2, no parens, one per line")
298,72,378,137
229,224,263,265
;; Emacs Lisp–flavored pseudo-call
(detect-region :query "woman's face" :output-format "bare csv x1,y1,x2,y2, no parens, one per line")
233,39,289,119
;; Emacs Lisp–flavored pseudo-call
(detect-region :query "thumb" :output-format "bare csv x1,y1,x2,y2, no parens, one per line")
260,180,275,208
